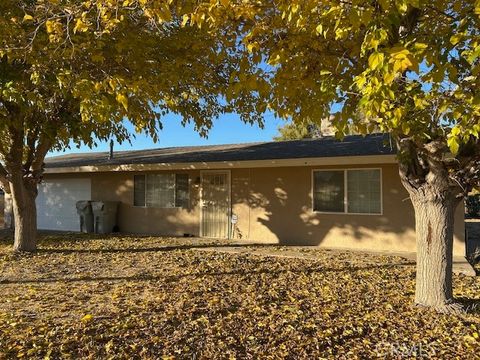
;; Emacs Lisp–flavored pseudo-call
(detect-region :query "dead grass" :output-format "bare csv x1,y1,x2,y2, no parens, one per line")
0,232,479,359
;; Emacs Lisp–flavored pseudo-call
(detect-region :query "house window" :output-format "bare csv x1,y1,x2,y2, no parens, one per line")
313,171,345,213
134,175,146,207
313,169,381,214
347,169,381,214
174,174,189,208
134,174,189,208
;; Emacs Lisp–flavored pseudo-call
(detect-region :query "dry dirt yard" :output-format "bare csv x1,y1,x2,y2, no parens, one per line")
0,232,479,359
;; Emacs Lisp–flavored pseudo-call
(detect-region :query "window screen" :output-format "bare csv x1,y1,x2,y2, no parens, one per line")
347,169,381,214
134,173,189,208
146,174,175,208
313,171,345,212
134,175,146,207
313,169,382,214
175,174,189,208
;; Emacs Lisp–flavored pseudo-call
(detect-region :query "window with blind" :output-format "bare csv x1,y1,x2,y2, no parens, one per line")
313,171,345,213
313,169,381,214
347,169,381,214
134,174,189,208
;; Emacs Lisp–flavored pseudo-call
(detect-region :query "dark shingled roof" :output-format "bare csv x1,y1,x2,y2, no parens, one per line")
45,133,395,168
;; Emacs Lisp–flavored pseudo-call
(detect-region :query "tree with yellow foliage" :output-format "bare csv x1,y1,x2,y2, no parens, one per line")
0,1,263,252
2,0,479,313
183,0,480,312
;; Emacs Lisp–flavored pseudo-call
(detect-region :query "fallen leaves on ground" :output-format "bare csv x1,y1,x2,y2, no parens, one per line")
0,232,479,359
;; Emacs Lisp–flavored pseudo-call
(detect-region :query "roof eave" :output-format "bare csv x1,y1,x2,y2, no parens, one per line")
44,154,397,174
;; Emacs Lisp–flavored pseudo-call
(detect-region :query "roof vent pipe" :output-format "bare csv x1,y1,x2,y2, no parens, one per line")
109,140,114,160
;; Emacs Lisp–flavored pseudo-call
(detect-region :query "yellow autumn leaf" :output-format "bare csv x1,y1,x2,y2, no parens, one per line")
23,14,34,22
45,20,55,33
116,93,129,111
393,57,412,72
246,42,258,53
464,335,478,343
383,72,396,84
447,136,459,154
450,34,463,45
369,38,380,50
73,18,89,33
413,42,428,51
181,14,189,27
388,47,418,73
268,53,281,65
389,46,410,59
393,107,403,120
81,314,93,322
368,52,384,70
396,0,408,14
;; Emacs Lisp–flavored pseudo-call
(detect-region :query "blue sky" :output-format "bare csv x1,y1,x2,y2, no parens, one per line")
50,111,285,156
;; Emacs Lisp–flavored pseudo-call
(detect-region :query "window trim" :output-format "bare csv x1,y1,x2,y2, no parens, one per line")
311,168,383,216
133,173,190,209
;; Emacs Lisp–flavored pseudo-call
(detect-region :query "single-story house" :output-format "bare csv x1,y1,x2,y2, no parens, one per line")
10,134,469,256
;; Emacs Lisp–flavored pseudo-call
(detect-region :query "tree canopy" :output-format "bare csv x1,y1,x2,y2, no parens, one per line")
183,0,480,312
0,0,264,251
0,1,262,154
274,121,321,141
186,0,479,156
274,118,335,141
171,0,480,199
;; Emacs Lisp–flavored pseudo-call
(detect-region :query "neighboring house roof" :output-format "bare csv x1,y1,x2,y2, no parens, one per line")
45,134,395,169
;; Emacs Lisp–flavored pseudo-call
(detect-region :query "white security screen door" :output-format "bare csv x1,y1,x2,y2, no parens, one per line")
200,171,230,239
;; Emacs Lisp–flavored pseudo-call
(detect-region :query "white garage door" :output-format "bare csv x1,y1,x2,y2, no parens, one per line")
37,178,91,231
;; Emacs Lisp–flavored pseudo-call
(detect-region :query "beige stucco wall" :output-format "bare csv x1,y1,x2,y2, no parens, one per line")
42,163,466,256
91,170,202,236
36,171,201,236
230,165,465,256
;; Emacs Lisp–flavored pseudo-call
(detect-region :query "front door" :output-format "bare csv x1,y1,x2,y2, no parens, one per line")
201,171,230,238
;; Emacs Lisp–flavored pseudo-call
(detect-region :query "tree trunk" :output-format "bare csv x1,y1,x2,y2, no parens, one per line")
398,146,464,313
410,194,457,309
10,171,38,252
